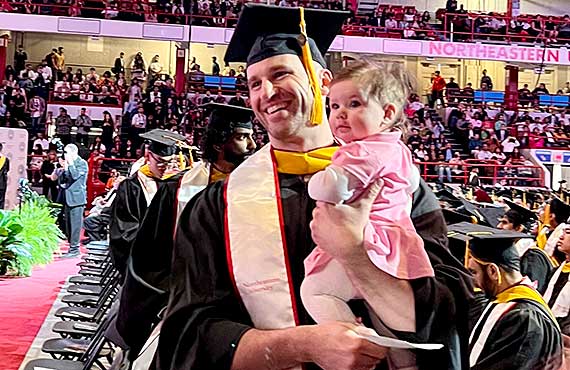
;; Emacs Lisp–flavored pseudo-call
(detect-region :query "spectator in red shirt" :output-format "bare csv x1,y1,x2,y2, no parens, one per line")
430,70,446,108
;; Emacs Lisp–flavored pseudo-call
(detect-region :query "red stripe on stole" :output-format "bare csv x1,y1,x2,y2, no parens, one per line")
224,180,243,302
270,149,300,326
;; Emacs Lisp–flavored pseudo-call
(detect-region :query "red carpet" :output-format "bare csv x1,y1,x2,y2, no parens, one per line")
0,255,80,370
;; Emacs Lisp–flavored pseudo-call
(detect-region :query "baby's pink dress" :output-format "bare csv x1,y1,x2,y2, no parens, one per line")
305,131,434,280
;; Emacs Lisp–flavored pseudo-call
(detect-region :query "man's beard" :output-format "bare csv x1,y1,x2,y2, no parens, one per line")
224,149,254,167
480,272,497,298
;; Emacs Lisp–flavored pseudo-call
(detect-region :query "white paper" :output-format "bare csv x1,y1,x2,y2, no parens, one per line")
354,327,443,350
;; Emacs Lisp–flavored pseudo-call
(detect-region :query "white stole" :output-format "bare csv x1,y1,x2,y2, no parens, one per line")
469,301,517,367
174,161,211,228
543,262,570,317
136,170,158,206
225,145,300,333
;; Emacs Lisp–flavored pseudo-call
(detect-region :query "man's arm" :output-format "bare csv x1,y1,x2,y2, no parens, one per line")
310,181,415,332
66,158,87,181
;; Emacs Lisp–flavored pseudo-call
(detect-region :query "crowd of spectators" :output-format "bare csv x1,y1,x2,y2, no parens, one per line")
2,47,267,195
2,0,569,46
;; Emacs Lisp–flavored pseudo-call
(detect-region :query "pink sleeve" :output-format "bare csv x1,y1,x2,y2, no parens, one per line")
332,142,391,188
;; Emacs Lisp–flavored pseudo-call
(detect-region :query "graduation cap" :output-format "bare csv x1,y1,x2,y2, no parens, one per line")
550,196,570,223
504,199,537,225
202,103,254,132
442,208,476,225
459,199,503,227
448,222,527,270
140,129,189,157
224,4,349,125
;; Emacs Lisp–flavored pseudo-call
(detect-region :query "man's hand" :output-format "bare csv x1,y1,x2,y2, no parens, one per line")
306,322,387,370
310,180,383,265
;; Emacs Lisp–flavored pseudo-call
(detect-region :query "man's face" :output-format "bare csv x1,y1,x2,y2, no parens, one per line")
557,227,570,256
247,54,325,141
147,151,175,178
221,127,256,165
496,216,514,230
468,259,496,297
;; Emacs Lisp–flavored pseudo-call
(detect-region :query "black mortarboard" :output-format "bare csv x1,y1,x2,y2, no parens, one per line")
224,4,348,67
448,222,527,271
202,103,254,133
459,199,499,227
550,196,570,223
504,199,537,223
224,4,348,126
140,129,187,157
442,208,475,225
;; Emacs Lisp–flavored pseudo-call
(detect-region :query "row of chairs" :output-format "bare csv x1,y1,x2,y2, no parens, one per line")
24,241,121,370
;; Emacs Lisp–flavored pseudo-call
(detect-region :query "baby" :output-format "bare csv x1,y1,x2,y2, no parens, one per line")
301,61,434,327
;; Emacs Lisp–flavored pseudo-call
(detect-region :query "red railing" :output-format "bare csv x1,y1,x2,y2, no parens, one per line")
87,156,135,204
414,159,545,187
2,1,569,46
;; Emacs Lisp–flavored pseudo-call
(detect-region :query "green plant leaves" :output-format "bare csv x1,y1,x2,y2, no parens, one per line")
0,182,64,276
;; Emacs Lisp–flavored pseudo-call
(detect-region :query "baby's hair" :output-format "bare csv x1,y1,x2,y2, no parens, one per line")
331,60,416,135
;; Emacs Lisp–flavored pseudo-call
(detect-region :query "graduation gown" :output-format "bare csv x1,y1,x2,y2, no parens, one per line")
544,263,570,335
117,162,215,358
155,173,474,370
109,171,179,279
520,247,554,294
469,282,562,370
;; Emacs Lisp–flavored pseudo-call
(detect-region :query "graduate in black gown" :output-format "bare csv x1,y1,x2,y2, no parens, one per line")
465,227,563,370
543,221,570,335
155,5,474,370
115,104,256,361
497,199,554,293
109,129,189,279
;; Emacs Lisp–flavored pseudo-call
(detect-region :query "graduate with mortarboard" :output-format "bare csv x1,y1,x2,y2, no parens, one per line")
113,104,256,366
109,129,190,280
497,199,554,293
156,5,473,370
544,197,570,266
465,228,563,370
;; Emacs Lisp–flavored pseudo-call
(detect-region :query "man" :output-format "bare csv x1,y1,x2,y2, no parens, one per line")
445,77,460,103
544,197,570,265
480,69,493,90
157,5,473,370
543,223,570,334
55,46,65,81
496,199,554,293
28,94,46,135
431,71,446,108
55,107,73,145
13,45,27,75
466,227,562,369
40,150,58,201
115,103,256,365
75,107,92,145
113,52,125,76
228,90,246,107
212,56,221,76
0,143,9,209
83,176,124,244
58,144,88,257
468,167,481,187
109,129,188,279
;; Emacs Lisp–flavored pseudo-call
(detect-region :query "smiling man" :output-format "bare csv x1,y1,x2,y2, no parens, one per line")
156,5,473,370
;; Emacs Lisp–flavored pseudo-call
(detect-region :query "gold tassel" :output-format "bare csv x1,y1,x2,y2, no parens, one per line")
299,7,323,125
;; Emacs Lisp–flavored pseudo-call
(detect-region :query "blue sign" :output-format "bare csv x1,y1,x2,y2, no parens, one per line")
535,150,552,162
564,152,570,164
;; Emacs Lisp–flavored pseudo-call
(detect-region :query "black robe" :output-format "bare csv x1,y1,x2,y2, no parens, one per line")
546,268,570,335
470,299,562,370
154,176,474,370
109,173,180,280
116,171,187,357
520,248,554,295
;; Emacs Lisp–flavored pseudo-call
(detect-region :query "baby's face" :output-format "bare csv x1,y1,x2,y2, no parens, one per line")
328,79,385,143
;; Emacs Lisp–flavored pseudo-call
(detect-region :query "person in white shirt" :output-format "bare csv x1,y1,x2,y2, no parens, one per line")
476,143,493,160
33,132,50,152
131,107,147,144
39,64,52,84
385,16,398,30
502,136,520,154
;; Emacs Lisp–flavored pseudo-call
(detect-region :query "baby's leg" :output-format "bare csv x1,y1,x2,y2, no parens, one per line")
300,258,359,324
